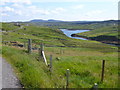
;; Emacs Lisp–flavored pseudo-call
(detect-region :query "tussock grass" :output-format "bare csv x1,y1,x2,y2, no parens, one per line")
2,22,119,88
2,46,118,88
2,46,54,88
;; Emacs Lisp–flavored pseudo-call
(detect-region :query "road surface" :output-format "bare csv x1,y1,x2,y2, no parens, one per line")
0,57,22,88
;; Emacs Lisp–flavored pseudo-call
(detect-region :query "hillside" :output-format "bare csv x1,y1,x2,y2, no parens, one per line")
1,22,119,88
26,20,119,46
2,22,117,50
72,21,119,46
27,19,118,29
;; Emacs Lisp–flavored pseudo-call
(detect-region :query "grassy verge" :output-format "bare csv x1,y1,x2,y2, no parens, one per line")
2,45,118,88
2,22,119,88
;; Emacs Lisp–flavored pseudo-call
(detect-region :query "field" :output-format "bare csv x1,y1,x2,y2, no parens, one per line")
74,21,119,45
1,22,119,88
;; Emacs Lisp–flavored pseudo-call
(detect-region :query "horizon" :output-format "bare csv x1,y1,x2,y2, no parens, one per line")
1,0,119,22
1,19,118,23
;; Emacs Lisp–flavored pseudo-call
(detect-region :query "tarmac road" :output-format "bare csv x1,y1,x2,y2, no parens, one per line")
0,57,22,88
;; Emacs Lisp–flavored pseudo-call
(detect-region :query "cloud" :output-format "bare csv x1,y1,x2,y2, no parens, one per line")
27,6,50,15
29,0,79,2
1,0,118,22
15,10,22,15
73,5,84,9
86,10,104,16
51,8,66,14
54,8,66,12
12,3,23,8
2,6,14,12
1,0,32,5
29,0,119,2
0,1,5,5
1,13,9,16
0,6,14,18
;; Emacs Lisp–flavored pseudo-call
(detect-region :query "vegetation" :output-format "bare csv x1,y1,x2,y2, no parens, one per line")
1,21,119,88
1,23,20,31
2,45,118,88
74,21,119,45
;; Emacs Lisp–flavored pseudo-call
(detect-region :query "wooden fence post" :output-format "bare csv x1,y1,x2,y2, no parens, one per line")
66,69,70,88
40,43,44,55
49,55,52,73
39,43,48,66
28,39,32,54
38,43,44,61
38,48,41,61
101,60,105,82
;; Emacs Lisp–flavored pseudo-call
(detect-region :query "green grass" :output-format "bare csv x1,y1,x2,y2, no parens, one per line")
2,45,118,88
2,46,54,88
2,22,119,88
74,23,119,45
1,23,20,31
77,25,118,37
2,23,118,51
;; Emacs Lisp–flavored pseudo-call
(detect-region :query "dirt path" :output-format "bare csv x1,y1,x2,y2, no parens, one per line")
0,57,22,88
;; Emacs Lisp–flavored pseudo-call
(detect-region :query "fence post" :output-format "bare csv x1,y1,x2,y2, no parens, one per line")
40,43,44,55
28,39,32,54
39,43,48,65
38,48,41,61
49,55,52,73
38,43,43,60
101,60,105,82
66,69,70,88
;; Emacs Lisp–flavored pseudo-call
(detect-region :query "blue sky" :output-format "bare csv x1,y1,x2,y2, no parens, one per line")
1,0,119,22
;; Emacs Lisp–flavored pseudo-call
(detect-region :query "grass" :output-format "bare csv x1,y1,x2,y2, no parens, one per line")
2,45,118,88
77,25,118,38
1,22,119,88
2,23,118,51
1,23,20,31
75,24,119,45
2,46,53,88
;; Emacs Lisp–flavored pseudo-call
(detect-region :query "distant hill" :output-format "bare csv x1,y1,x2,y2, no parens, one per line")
29,19,98,23
29,19,119,24
30,19,47,22
27,19,119,29
30,19,63,22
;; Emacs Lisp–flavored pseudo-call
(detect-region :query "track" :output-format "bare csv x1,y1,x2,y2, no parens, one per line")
0,57,22,88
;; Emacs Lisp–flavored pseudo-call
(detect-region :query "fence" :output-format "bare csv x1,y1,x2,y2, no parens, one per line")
2,39,107,88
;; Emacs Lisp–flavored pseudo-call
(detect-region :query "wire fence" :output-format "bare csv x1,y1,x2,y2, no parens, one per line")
2,39,118,88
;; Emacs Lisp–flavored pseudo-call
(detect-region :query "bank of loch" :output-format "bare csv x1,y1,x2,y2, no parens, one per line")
71,34,120,47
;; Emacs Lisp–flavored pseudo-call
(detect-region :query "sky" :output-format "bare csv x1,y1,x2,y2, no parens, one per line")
0,0,119,22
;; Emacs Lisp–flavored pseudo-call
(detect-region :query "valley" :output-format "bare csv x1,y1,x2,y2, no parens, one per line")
1,20,119,88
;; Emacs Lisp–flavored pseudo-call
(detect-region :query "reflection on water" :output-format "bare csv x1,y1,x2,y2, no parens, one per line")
61,29,89,40
61,29,120,47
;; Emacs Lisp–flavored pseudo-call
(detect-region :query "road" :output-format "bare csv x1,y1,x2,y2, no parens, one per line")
0,57,2,89
0,57,22,89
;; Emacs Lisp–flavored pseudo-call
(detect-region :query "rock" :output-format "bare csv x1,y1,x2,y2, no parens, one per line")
18,44,24,47
56,57,60,61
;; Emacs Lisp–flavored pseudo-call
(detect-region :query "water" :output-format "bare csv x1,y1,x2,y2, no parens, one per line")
60,29,90,40
61,29,120,47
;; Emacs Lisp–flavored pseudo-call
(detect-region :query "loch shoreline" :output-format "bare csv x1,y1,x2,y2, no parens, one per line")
71,34,120,47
